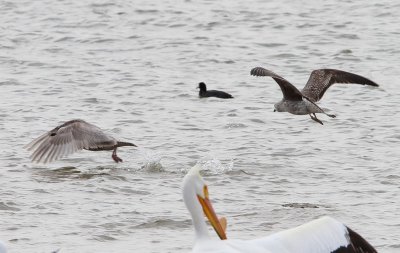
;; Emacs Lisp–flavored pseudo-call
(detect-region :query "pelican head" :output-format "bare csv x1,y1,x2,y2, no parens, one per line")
183,164,227,240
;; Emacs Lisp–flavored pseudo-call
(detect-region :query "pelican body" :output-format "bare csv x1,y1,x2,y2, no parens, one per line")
183,165,377,253
25,119,136,164
250,67,379,124
0,241,6,253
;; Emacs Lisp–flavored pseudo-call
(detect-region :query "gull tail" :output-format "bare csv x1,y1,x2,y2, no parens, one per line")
117,141,137,147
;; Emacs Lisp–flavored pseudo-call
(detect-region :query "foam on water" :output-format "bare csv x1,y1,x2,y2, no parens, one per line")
197,159,234,175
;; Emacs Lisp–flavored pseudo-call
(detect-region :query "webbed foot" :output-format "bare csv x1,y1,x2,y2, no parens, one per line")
112,149,123,163
310,113,324,125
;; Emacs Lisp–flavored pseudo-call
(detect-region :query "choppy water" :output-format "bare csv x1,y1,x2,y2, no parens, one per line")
0,0,399,252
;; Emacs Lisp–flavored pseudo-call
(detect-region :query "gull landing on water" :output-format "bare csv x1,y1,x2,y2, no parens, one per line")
25,119,136,164
183,165,377,253
250,67,379,124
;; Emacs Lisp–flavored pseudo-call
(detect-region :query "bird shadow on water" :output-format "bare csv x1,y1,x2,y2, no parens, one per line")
27,148,166,183
28,165,128,183
21,144,171,185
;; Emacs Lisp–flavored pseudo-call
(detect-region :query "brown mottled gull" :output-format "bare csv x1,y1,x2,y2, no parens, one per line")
25,119,136,163
250,67,379,124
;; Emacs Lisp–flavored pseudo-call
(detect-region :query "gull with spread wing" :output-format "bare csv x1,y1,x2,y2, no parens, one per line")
25,119,136,164
250,67,379,124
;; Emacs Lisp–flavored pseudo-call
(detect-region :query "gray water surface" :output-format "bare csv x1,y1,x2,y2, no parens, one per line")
0,0,399,252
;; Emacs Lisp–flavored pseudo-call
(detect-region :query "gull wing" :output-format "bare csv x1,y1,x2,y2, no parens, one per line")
302,69,379,102
251,67,303,101
25,119,117,163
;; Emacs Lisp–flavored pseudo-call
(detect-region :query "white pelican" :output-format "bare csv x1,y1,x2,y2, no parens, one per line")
0,241,7,253
183,165,377,253
250,67,379,125
25,119,136,163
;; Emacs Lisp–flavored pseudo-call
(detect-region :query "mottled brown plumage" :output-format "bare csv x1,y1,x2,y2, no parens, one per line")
25,119,136,164
250,67,379,124
302,69,379,102
250,67,303,101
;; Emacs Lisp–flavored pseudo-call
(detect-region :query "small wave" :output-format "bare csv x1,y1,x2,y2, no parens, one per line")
335,33,360,40
249,118,265,124
256,42,286,48
282,203,319,209
31,166,124,181
0,202,20,211
135,9,159,14
91,234,117,242
134,218,191,229
225,123,247,129
336,49,353,55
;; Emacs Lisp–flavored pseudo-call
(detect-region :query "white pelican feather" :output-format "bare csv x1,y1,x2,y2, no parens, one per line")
183,165,377,253
0,241,7,253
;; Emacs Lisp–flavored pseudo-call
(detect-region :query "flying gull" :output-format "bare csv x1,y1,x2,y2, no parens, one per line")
198,82,233,99
250,67,379,124
25,119,136,164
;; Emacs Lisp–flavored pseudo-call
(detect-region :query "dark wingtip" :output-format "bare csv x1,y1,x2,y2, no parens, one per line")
250,67,263,76
361,78,379,87
361,80,379,87
117,141,137,147
346,226,378,253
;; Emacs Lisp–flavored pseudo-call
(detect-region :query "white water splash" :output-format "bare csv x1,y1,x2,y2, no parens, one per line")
197,158,234,175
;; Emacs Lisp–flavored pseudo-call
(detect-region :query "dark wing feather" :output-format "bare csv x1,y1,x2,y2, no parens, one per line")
250,67,303,101
201,90,233,99
302,69,379,102
346,226,378,253
25,119,117,163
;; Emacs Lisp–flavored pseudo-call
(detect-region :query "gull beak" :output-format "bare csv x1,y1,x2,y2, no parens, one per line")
197,186,227,240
